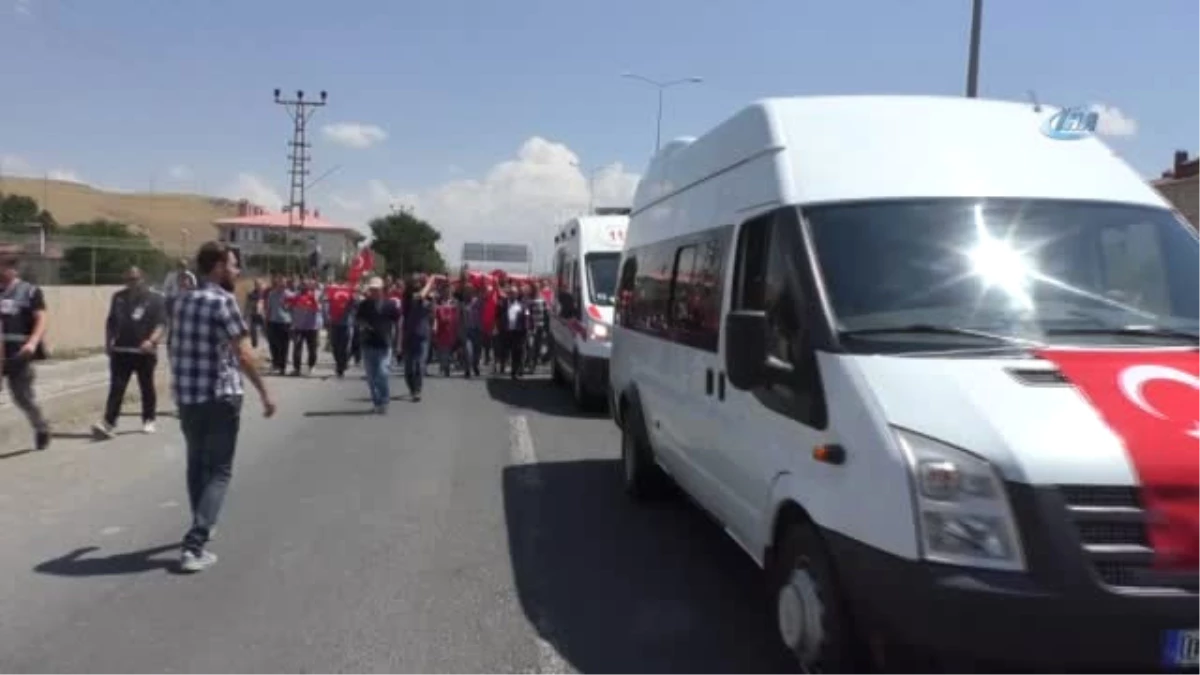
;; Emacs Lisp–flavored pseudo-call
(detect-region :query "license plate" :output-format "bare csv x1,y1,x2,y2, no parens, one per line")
1163,629,1199,668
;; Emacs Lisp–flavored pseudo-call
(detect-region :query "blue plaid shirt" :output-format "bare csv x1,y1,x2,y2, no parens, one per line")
169,282,248,405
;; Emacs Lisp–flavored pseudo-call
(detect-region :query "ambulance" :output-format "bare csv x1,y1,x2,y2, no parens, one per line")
609,95,1199,671
550,208,629,409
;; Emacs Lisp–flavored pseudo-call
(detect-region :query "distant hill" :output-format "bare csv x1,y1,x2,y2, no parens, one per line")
0,176,241,253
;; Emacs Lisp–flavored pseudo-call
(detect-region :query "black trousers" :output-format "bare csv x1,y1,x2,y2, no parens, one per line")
248,315,265,349
330,324,351,375
104,352,157,426
292,329,319,372
508,331,527,379
266,321,290,373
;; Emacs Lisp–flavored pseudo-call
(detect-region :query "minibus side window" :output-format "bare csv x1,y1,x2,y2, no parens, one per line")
616,255,637,327
671,236,725,352
669,244,698,331
733,210,825,428
631,244,673,336
571,257,582,313
558,254,580,319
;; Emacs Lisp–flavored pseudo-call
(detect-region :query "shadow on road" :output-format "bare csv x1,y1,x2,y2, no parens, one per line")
34,543,180,577
486,376,608,420
303,409,377,417
0,447,35,460
502,459,792,674
50,431,97,440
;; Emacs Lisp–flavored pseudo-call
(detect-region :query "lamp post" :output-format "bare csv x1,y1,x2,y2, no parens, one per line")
621,72,703,151
965,0,983,98
569,160,602,213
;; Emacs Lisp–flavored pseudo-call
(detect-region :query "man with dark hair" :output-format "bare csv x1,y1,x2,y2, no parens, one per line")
94,266,165,439
401,274,436,401
0,255,50,450
169,242,276,573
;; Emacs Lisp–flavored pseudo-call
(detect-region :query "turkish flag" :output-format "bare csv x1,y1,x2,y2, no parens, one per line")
287,290,319,312
1036,348,1200,570
324,283,353,323
347,248,375,286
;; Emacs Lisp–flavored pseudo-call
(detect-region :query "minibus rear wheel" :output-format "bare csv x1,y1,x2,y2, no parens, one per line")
572,352,601,411
771,522,856,673
551,345,565,385
620,403,668,500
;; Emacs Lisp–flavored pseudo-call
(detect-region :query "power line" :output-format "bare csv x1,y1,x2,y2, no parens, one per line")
273,88,328,274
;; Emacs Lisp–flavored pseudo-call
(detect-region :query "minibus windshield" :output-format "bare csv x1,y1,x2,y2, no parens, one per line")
806,198,1199,350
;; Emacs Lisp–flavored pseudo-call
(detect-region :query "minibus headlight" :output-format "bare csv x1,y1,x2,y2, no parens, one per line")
588,321,610,341
895,428,1025,572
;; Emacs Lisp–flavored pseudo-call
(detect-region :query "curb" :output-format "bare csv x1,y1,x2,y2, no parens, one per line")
0,366,170,452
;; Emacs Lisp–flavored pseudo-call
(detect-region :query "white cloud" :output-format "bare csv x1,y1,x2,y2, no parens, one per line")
353,136,640,268
0,157,85,184
0,154,34,176
167,164,193,181
322,122,388,149
330,194,364,212
47,168,83,183
1090,103,1138,138
225,173,284,210
14,0,32,17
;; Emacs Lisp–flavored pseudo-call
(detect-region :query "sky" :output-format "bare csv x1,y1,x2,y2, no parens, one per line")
1,0,1197,266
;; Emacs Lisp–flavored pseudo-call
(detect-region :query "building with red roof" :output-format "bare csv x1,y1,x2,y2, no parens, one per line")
1152,150,1198,229
214,200,365,272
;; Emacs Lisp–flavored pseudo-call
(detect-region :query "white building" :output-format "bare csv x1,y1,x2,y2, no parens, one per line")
214,200,364,272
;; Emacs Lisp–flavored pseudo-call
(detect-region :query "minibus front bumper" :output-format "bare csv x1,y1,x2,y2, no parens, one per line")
823,482,1198,671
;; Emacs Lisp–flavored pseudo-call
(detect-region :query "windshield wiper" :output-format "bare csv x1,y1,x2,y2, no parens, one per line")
1043,325,1199,342
840,324,1036,346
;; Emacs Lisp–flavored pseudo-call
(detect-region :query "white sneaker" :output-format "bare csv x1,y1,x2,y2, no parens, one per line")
142,421,156,434
180,549,218,573
92,421,115,439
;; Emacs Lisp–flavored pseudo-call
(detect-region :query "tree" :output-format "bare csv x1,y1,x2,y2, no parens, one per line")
59,219,171,285
368,210,447,277
0,193,59,234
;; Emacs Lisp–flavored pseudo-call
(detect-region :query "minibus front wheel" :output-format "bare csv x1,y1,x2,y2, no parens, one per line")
620,402,669,500
770,522,856,673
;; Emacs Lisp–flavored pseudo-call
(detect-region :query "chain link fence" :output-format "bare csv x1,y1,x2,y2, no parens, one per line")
0,231,326,286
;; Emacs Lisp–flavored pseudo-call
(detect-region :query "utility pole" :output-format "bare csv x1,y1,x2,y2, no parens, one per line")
965,0,983,98
274,88,328,274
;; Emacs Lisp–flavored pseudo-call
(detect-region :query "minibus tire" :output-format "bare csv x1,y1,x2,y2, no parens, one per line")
572,352,600,411
551,349,565,385
770,523,857,673
621,404,668,500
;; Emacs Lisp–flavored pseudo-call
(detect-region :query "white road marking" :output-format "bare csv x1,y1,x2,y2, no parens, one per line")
159,500,179,509
508,415,571,675
100,526,122,536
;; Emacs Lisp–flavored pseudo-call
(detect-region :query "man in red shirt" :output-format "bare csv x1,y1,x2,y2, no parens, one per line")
324,281,356,378
284,278,321,375
433,291,459,377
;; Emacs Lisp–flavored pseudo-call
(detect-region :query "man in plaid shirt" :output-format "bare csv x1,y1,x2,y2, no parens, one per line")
169,242,276,573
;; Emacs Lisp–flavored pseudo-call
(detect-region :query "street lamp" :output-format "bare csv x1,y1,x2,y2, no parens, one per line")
621,72,703,152
569,160,602,213
965,0,983,97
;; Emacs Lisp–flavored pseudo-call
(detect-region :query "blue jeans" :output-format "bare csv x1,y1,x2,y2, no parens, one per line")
404,336,427,395
179,397,242,554
362,345,391,407
463,328,481,376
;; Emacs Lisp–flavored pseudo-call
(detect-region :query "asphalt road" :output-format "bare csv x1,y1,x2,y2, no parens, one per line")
0,362,793,673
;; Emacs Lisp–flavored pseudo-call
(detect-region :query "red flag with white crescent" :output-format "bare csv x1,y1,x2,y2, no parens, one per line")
1035,348,1200,570
347,248,374,286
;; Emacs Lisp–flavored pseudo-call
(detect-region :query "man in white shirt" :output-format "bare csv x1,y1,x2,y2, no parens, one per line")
503,287,529,380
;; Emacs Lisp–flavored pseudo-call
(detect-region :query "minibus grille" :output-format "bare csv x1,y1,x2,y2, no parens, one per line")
1059,485,1197,594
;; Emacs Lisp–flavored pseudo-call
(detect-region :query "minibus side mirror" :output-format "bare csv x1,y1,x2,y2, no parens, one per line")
725,310,769,390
